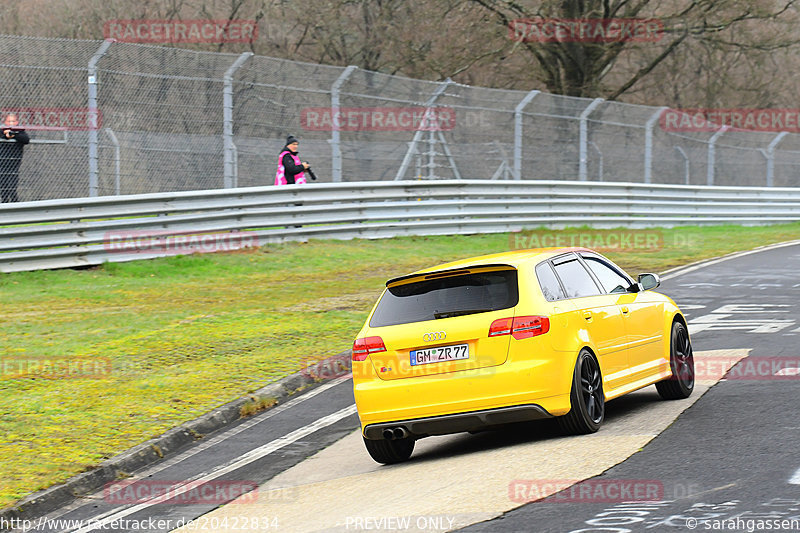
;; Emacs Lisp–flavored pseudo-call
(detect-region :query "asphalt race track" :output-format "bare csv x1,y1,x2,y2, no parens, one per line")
15,241,800,533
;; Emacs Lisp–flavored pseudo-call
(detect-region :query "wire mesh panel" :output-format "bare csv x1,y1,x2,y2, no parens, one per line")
3,33,800,204
335,68,449,182
519,93,592,181
0,35,102,200
713,131,776,187
653,135,701,186
587,101,656,183
93,43,237,195
772,135,800,187
233,55,344,186
436,84,522,181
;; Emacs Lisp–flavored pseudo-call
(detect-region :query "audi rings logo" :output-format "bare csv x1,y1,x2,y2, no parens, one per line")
423,331,446,342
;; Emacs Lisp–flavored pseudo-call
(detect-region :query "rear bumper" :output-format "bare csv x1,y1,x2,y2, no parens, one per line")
353,355,574,431
363,403,553,440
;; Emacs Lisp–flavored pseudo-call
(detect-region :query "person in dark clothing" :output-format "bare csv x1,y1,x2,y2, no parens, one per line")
0,113,30,203
274,135,315,185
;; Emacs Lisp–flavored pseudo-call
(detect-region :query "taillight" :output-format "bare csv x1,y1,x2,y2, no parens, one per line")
488,318,513,337
488,316,550,340
352,336,386,361
510,316,550,339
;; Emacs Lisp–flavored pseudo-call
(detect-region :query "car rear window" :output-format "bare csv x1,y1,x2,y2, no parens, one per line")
369,269,519,328
536,262,566,301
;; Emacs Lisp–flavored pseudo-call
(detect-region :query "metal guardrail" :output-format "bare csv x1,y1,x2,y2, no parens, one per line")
2,180,800,273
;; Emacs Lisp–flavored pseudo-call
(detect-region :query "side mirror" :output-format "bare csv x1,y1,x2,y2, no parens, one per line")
638,273,661,291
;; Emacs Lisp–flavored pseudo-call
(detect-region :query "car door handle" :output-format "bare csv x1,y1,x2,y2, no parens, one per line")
621,306,630,315
583,311,592,321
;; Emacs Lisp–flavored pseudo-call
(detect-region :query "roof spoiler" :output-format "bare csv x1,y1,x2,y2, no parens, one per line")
386,263,515,287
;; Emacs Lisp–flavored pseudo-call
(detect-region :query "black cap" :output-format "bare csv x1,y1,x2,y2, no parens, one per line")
286,135,299,146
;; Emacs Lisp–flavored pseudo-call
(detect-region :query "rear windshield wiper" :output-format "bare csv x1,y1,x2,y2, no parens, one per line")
434,309,492,319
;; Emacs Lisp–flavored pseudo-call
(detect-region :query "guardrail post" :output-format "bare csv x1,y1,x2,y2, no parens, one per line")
223,52,253,189
707,125,728,186
87,39,113,197
330,65,358,183
104,128,121,195
579,98,604,181
765,132,788,187
644,107,667,184
513,90,539,180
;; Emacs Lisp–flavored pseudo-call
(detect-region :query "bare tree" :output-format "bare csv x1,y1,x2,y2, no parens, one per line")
467,0,800,102
3,0,800,107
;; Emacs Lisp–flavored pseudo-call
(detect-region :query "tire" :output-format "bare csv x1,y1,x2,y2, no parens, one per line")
558,349,604,434
363,436,415,464
656,321,695,400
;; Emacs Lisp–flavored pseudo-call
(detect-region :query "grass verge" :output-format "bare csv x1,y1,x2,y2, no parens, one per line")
1,223,799,508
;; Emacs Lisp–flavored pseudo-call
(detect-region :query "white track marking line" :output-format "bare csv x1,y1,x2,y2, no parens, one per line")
46,374,353,528
135,374,354,473
66,402,357,532
789,467,800,485
69,404,357,533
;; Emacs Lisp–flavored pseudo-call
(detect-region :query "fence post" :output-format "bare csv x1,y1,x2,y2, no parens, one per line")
513,90,539,180
765,132,788,187
644,107,667,183
87,39,113,197
104,128,120,195
579,98,604,181
589,142,603,181
707,125,728,186
223,52,253,189
330,65,358,183
674,146,690,185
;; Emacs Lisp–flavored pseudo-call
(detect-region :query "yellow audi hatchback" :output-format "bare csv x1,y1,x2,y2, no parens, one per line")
352,248,694,464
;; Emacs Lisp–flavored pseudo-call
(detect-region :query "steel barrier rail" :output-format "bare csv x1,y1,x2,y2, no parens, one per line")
2,180,800,273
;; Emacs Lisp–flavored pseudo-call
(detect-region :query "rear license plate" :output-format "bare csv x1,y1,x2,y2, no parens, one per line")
410,343,469,366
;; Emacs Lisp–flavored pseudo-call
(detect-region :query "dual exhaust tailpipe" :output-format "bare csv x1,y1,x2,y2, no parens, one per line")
382,427,409,440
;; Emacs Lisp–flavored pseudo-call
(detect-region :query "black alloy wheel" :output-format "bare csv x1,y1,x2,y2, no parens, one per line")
558,349,604,434
656,321,695,400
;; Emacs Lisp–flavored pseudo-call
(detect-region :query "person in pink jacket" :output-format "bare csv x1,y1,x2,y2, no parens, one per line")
275,135,315,185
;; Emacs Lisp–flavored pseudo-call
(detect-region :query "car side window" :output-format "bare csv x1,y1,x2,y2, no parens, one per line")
582,255,632,294
552,257,602,298
535,262,566,301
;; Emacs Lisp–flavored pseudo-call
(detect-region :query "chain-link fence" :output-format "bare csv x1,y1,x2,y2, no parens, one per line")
2,33,800,202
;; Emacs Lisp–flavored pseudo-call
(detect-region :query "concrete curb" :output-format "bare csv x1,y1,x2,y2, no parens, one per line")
0,350,353,523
